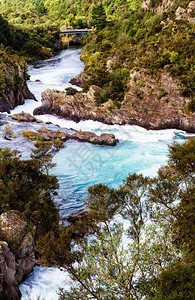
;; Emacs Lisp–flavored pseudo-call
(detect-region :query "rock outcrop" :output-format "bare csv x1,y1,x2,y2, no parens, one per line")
66,208,92,224
142,1,195,25
0,56,36,113
11,111,43,123
0,211,36,300
22,126,118,146
69,72,90,87
33,72,195,133
175,1,195,24
142,0,174,12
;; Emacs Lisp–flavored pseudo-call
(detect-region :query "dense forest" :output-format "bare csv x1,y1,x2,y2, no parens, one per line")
0,0,194,299
0,0,194,108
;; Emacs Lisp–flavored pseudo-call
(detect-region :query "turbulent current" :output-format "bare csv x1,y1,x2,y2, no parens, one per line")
0,48,193,299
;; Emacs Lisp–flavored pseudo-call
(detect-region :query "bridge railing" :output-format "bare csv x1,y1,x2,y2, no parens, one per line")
59,29,92,36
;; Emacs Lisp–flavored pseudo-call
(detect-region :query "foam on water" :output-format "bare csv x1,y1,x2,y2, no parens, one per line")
11,48,84,116
19,266,73,300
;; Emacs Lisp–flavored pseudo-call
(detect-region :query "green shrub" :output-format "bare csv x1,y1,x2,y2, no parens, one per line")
65,87,78,95
186,99,195,112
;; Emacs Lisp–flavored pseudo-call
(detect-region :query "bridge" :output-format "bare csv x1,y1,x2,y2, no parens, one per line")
59,28,92,37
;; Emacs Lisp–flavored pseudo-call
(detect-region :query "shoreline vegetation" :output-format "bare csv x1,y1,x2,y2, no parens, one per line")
0,0,194,299
0,137,194,299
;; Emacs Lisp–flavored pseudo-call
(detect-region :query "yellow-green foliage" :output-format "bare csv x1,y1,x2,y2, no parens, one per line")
0,0,142,28
76,130,86,135
81,1,194,103
22,129,37,139
4,124,13,135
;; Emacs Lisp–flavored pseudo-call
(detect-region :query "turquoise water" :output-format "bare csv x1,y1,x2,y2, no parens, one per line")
4,48,192,299
53,136,171,216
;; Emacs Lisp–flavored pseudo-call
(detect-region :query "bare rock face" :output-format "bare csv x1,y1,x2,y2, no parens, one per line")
15,257,35,284
0,86,36,114
0,211,36,299
69,72,90,87
142,0,174,12
0,53,36,113
17,232,35,259
122,69,195,132
33,71,195,133
176,1,195,24
142,0,195,24
0,211,27,250
0,242,20,300
69,36,81,46
0,91,36,114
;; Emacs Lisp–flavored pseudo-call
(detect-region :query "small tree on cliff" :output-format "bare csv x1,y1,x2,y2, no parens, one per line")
91,3,107,30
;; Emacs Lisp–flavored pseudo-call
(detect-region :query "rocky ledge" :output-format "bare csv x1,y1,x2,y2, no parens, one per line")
33,70,195,133
69,72,90,86
22,126,118,146
0,211,36,299
11,111,43,123
0,62,36,113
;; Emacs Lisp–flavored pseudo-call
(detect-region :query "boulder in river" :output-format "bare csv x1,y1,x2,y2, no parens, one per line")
69,72,91,87
11,112,43,123
22,127,118,146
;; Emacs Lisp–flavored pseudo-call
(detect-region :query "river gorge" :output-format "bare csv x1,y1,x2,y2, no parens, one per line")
0,47,194,299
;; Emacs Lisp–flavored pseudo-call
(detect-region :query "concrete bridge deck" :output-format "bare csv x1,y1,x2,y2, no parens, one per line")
59,29,92,36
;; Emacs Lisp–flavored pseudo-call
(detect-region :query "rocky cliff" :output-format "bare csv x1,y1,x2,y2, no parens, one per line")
0,49,36,113
33,71,195,133
0,211,36,299
142,0,195,24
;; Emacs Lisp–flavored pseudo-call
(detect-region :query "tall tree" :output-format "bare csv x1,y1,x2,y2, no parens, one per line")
91,3,107,30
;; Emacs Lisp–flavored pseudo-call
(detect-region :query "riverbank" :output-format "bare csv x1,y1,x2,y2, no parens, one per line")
33,69,195,133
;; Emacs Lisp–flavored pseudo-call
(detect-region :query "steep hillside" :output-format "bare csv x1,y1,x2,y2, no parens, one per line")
0,46,36,113
0,0,194,122
0,13,62,112
0,0,142,28
79,0,194,113
33,0,195,131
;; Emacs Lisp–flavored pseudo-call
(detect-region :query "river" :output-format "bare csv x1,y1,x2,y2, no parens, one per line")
0,48,193,299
